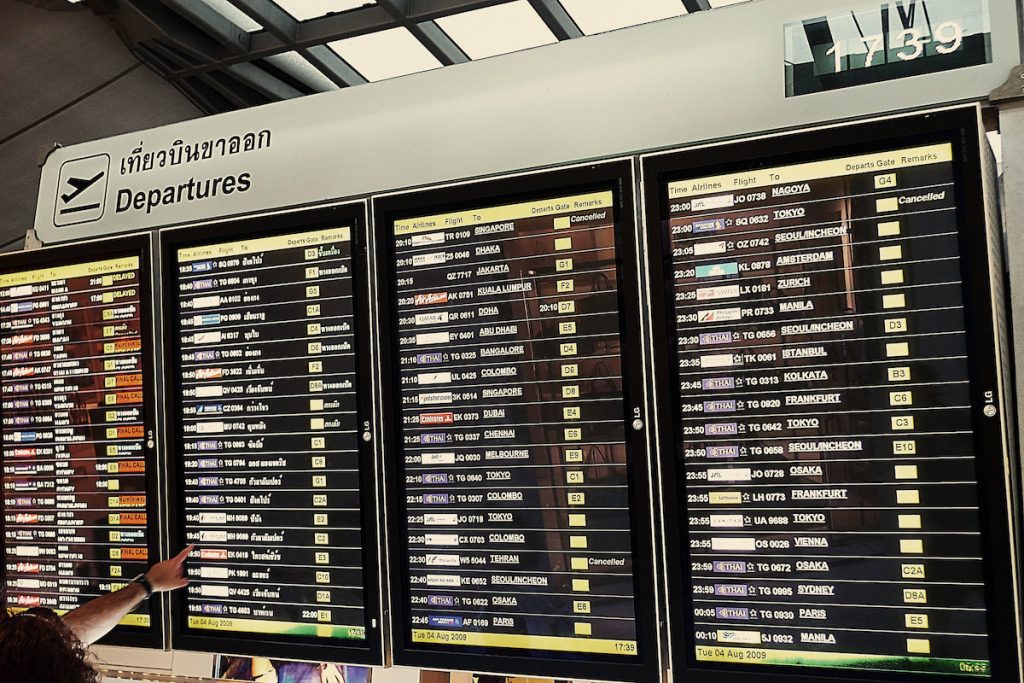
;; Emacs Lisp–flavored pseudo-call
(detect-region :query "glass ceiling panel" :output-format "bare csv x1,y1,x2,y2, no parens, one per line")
330,27,443,82
276,0,376,22
205,0,262,32
436,0,557,60
561,0,686,36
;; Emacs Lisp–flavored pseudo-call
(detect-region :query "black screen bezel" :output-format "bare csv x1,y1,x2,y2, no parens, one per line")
0,234,165,649
373,160,662,682
642,108,1021,683
160,203,384,664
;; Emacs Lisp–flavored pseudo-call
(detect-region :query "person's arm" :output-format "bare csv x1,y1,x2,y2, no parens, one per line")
63,545,194,645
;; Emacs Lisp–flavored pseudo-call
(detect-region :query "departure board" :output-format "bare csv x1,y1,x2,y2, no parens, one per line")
645,111,1020,682
0,237,162,648
164,206,382,663
377,164,659,682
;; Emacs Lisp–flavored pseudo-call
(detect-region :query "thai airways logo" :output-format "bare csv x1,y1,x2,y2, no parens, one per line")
54,154,109,226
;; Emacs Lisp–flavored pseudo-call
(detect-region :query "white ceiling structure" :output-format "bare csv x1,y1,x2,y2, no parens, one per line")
0,0,755,251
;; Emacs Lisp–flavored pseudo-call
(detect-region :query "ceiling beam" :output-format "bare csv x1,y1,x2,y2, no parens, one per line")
301,44,368,87
526,0,581,40
154,0,251,54
412,20,469,65
226,61,304,100
224,0,297,41
680,0,712,12
407,0,512,22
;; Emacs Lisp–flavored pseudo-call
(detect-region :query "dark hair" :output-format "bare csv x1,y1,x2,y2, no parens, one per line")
0,607,99,683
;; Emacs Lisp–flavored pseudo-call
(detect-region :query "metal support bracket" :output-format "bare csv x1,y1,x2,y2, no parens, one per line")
990,64,1024,103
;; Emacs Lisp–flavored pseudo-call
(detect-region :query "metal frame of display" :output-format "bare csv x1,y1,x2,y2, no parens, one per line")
640,106,1023,683
158,201,386,664
372,159,663,682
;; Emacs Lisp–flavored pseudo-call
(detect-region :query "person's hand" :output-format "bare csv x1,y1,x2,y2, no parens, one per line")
320,664,345,683
145,544,194,592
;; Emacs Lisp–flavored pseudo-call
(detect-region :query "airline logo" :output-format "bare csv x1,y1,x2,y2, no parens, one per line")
195,350,218,361
706,422,739,436
693,194,735,210
416,353,444,365
200,548,228,560
704,400,737,413
423,493,450,504
702,377,736,390
14,513,38,524
194,314,221,326
2,302,34,314
692,218,727,233
420,412,454,425
695,262,739,278
696,284,740,301
15,562,40,573
10,366,35,378
410,233,445,247
191,296,220,309
193,279,215,290
707,446,741,458
14,595,40,607
700,354,736,369
693,241,728,256
415,312,449,325
419,392,453,406
415,292,448,306
698,307,742,323
412,252,446,267
194,331,222,344
699,332,732,346
196,368,222,379
416,332,450,346
427,595,455,606
418,372,452,385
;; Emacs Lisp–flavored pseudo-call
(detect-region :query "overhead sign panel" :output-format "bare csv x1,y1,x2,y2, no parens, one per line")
376,163,660,682
0,236,163,648
644,109,1021,682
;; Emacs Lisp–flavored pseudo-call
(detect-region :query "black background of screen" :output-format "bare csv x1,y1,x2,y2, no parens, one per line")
374,161,662,682
161,204,384,664
642,108,1021,683
0,234,165,649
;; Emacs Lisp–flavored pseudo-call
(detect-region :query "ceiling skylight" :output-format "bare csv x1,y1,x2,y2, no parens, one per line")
330,27,443,82
276,0,375,22
436,1,557,60
560,0,686,36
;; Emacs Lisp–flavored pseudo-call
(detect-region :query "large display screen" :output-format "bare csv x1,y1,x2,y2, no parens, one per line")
0,237,162,647
644,111,1020,681
164,206,382,663
376,163,659,682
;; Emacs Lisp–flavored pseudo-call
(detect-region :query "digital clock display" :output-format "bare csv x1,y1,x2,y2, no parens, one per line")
785,0,991,96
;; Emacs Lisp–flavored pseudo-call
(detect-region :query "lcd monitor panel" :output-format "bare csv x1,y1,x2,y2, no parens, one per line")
376,161,660,682
162,204,383,663
643,108,1021,683
0,235,163,648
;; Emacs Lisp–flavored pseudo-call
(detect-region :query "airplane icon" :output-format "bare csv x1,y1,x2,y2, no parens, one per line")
61,172,105,204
